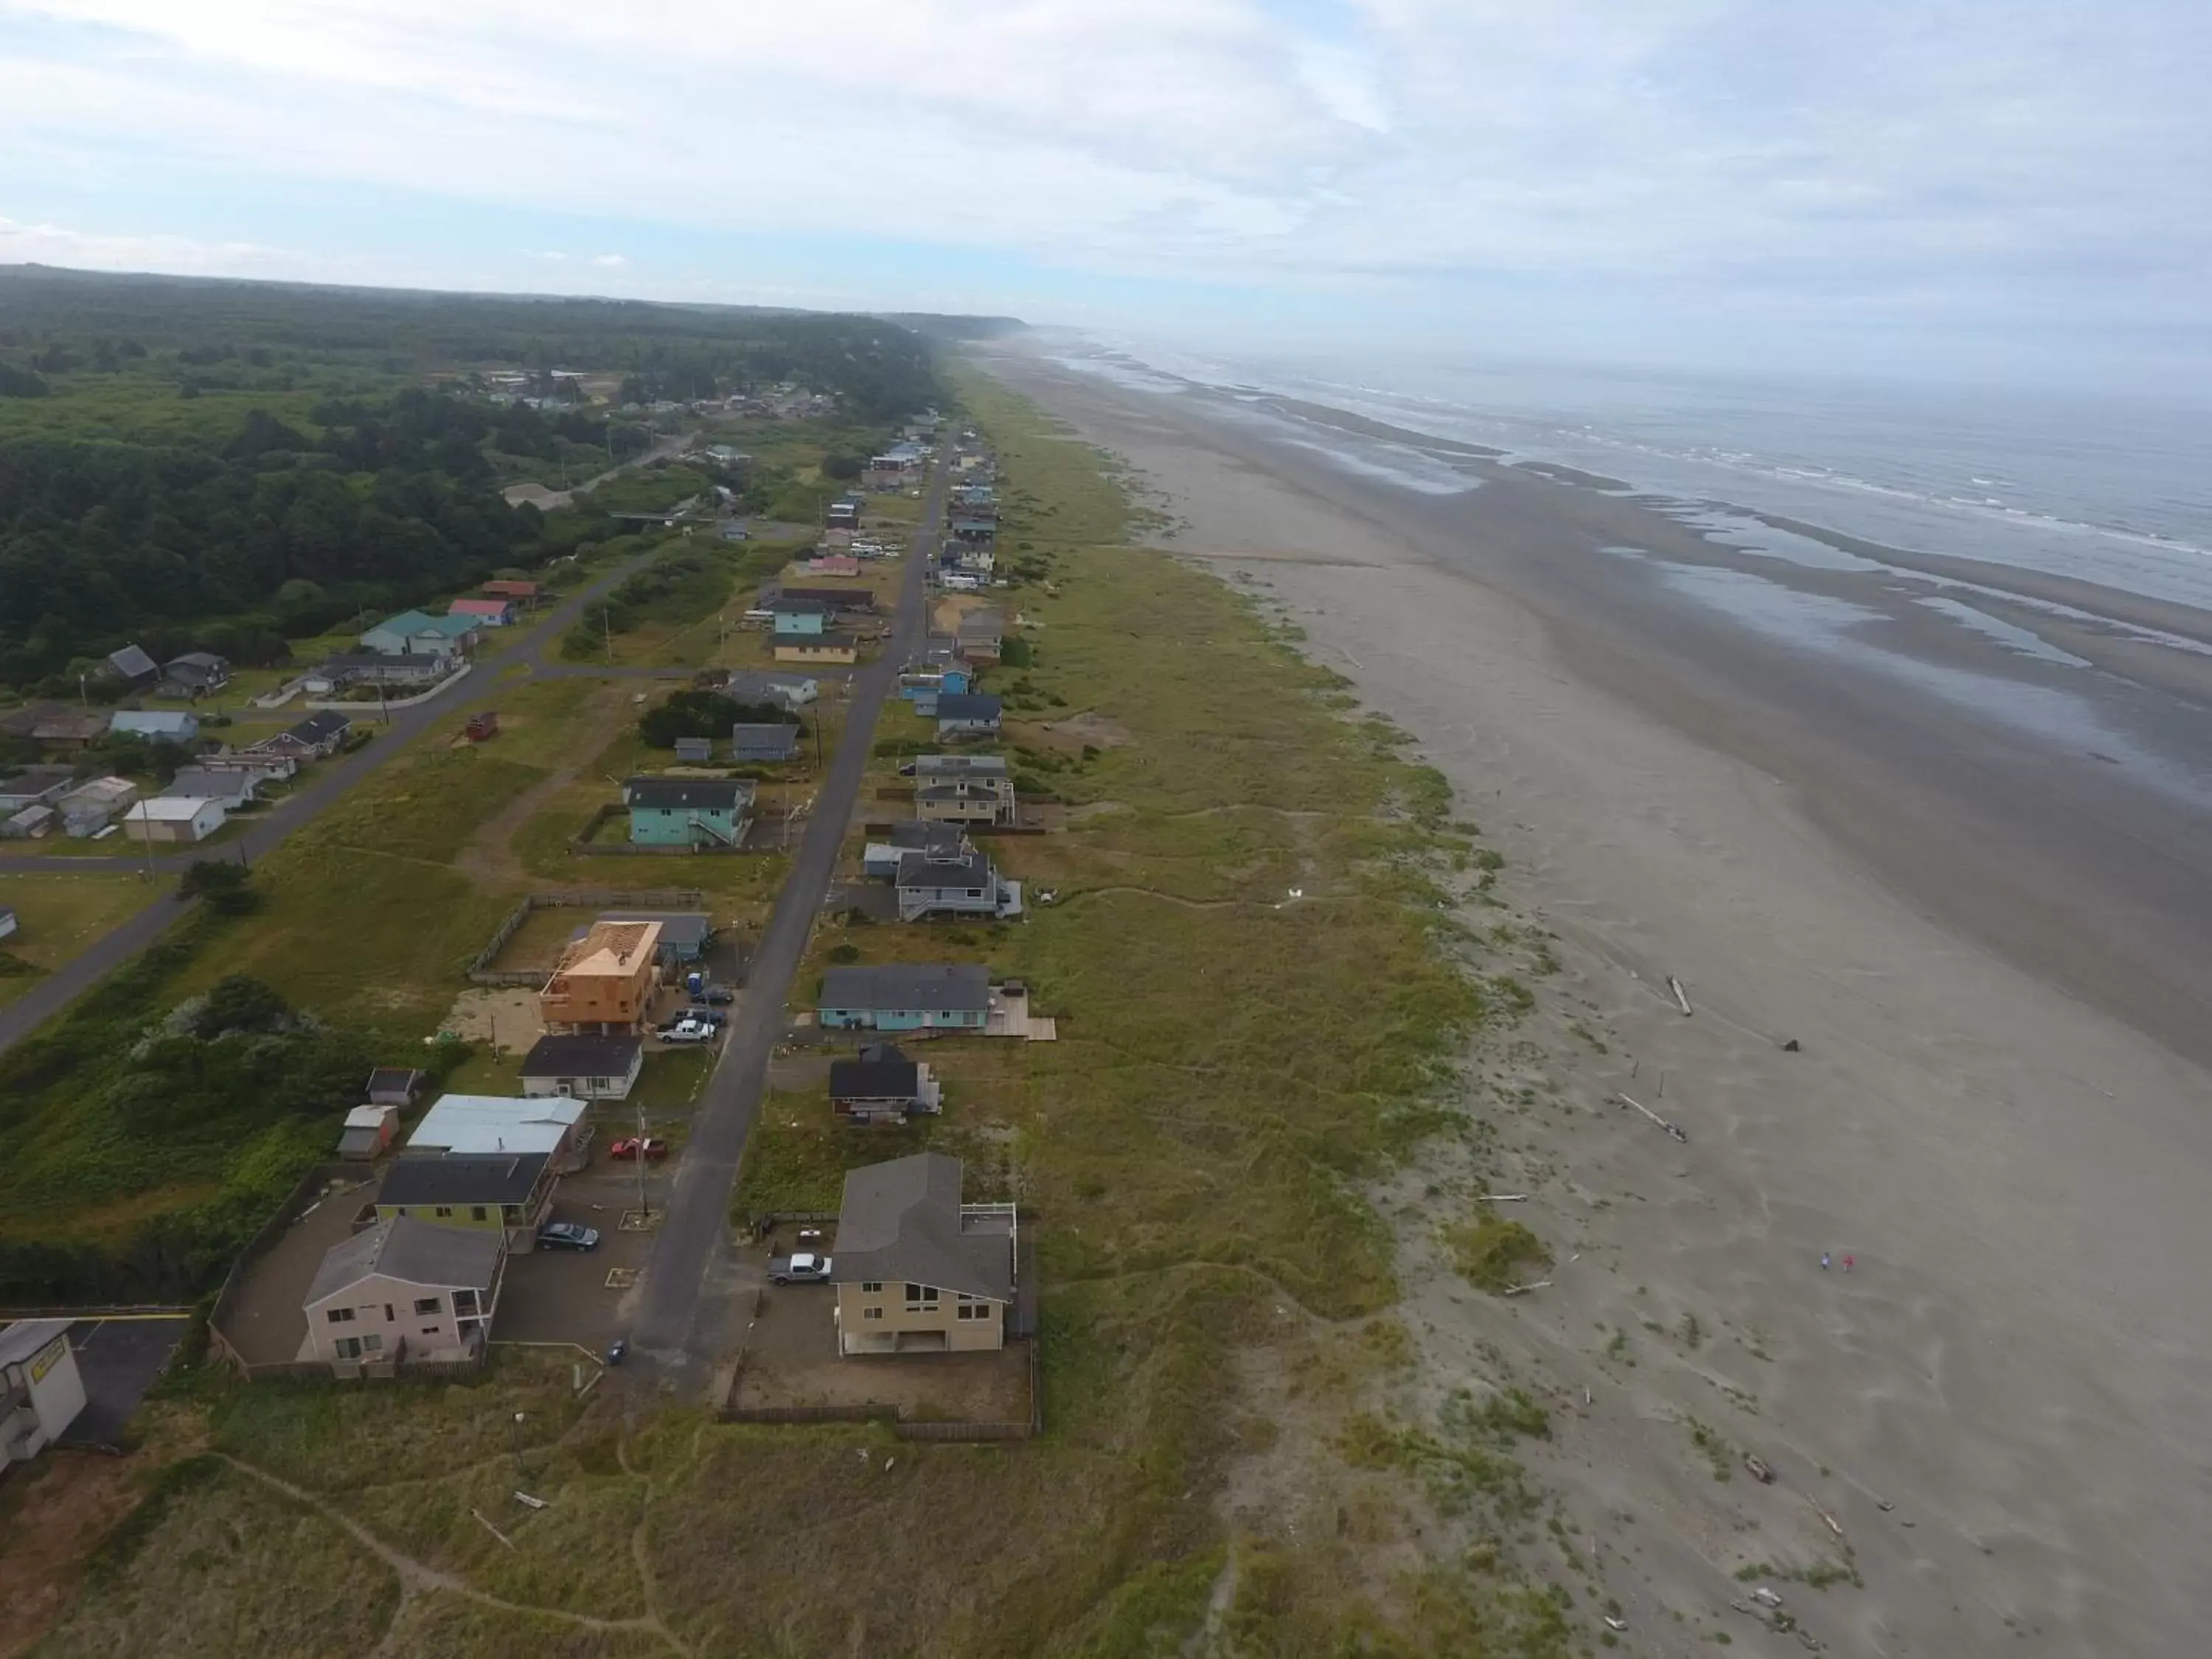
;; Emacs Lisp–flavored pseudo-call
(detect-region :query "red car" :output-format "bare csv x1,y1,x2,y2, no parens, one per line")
608,1136,669,1161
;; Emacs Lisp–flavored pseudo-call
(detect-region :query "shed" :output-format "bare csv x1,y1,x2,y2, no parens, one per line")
337,1103,398,1161
366,1068,426,1107
674,737,714,765
122,796,226,844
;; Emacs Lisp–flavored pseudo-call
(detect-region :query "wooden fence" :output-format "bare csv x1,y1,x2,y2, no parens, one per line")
466,888,708,985
206,1162,366,1377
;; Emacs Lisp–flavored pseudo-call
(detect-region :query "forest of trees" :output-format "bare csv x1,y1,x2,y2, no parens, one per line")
0,268,950,689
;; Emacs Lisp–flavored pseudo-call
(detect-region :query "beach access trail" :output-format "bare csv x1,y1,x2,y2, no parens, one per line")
975,344,2212,1659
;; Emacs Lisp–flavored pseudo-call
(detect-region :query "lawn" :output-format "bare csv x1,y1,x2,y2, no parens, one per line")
0,873,173,1008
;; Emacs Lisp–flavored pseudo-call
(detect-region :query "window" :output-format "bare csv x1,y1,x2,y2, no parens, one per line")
435,1206,453,1219
904,1284,939,1309
326,1307,355,1324
860,1281,883,1294
470,1206,488,1222
957,1295,992,1322
590,1077,612,1092
363,1333,383,1353
414,1296,442,1316
335,1337,361,1360
453,1290,478,1315
422,1326,441,1337
863,1307,883,1321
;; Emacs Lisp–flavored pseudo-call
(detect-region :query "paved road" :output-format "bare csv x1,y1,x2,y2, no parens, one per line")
0,549,671,1056
629,462,945,1377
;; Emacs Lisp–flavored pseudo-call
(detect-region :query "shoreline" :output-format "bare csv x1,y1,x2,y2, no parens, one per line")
971,341,2212,1657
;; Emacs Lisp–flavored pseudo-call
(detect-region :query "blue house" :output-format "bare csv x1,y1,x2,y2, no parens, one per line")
622,776,754,849
361,610,479,658
771,598,828,638
109,709,200,744
899,664,970,717
818,963,991,1032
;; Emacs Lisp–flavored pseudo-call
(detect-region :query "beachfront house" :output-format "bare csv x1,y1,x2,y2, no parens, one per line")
910,754,1017,828
304,1217,506,1373
934,693,1002,740
829,1154,1015,1357
622,776,752,849
895,847,1023,924
818,963,991,1032
829,1044,942,1125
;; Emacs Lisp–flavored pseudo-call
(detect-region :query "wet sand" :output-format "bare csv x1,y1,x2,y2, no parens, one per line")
973,342,2212,1657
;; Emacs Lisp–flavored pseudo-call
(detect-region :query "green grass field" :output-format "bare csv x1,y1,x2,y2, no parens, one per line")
0,873,173,1008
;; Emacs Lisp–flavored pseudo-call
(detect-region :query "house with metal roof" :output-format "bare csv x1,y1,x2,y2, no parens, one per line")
731,723,801,764
830,1154,1015,1356
303,1216,506,1373
108,709,200,744
404,1095,587,1162
337,1103,397,1161
164,766,260,810
103,644,159,689
361,610,479,658
818,963,991,1032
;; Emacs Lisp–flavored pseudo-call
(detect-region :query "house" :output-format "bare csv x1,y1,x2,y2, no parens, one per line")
366,1068,427,1107
818,962,991,1032
829,1043,942,1125
594,911,714,966
481,580,539,601
772,585,878,616
448,597,515,627
103,644,160,689
830,1154,1015,1356
160,652,231,698
197,751,296,782
0,767,75,814
862,821,967,878
253,711,352,761
719,520,750,543
108,709,201,745
304,1216,506,1372
122,796,226,844
827,498,863,529
405,1094,588,1166
911,754,1017,828
898,664,970,717
771,597,829,637
896,848,1022,923
955,611,1004,665
948,516,997,548
674,737,713,765
726,672,818,712
731,723,801,764
0,705,108,750
540,920,664,1033
337,1103,398,1161
1,1320,88,1461
361,610,479,658
774,633,858,666
56,776,138,837
934,693,1003,740
375,1151,554,1244
164,767,260,810
1,805,55,840
520,1034,644,1101
305,652,452,692
623,776,752,849
806,554,862,578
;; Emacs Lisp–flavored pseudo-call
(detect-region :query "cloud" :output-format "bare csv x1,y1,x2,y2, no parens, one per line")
0,211,303,275
1,0,2208,364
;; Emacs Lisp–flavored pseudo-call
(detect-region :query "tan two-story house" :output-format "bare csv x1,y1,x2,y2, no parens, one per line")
302,1216,506,1375
830,1153,1016,1356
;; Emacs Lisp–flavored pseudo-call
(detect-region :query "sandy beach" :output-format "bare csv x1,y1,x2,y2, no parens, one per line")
972,343,2212,1657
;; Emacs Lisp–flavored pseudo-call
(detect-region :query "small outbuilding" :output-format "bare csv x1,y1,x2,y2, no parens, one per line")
122,796,226,844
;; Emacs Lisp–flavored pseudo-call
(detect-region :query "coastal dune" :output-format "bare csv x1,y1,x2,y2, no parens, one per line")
974,346,2212,1657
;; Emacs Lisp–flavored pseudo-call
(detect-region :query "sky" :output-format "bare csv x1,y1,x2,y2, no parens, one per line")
2,0,2209,388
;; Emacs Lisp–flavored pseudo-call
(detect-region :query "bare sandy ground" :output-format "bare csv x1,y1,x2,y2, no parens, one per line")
980,352,2212,1657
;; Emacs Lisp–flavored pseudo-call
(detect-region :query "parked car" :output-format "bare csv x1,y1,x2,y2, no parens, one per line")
680,1006,728,1028
698,985,736,1006
608,1136,669,1161
768,1251,833,1284
538,1222,600,1251
657,1018,716,1044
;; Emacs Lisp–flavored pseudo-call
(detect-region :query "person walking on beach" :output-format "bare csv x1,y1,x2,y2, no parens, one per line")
1820,1252,1831,1271
1843,1254,1854,1273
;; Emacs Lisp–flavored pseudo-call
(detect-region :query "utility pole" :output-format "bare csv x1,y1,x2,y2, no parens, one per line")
636,1106,650,1222
137,804,157,884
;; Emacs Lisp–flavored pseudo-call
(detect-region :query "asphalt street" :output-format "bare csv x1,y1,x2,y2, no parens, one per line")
628,461,945,1378
0,546,669,1056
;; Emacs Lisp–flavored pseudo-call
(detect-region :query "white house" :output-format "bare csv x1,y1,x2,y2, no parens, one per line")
303,1218,506,1373
1,1320,88,1463
108,709,200,745
122,796,226,844
519,1034,644,1101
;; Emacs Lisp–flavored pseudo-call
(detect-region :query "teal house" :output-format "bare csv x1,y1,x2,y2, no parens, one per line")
771,598,828,638
362,610,479,658
622,776,754,849
818,963,990,1032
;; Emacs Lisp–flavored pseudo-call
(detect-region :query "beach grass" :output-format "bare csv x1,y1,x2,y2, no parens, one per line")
0,872,173,1008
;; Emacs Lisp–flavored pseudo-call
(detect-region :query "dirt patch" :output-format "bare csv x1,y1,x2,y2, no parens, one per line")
0,1447,163,1658
453,684,634,888
438,987,544,1055
1030,710,1133,750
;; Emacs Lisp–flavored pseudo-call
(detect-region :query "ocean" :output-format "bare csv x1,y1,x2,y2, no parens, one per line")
1048,335,2212,616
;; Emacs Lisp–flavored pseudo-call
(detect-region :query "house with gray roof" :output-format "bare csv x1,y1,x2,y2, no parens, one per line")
164,767,261,810
103,644,159,689
830,1154,1015,1355
375,1151,554,1247
303,1216,506,1374
818,963,991,1032
933,692,1002,740
731,723,801,764
895,848,1023,923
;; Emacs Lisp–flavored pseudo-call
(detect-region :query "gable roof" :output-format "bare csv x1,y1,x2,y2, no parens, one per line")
830,1048,921,1100
830,1154,1012,1301
448,597,512,616
109,709,198,737
406,1094,586,1156
164,767,253,801
936,693,1001,723
773,585,877,612
731,723,800,760
378,1151,549,1209
888,820,966,854
596,911,713,951
289,711,353,745
818,961,990,1013
105,644,159,682
897,849,995,890
624,776,751,812
521,1034,643,1078
911,753,1007,778
306,1215,504,1307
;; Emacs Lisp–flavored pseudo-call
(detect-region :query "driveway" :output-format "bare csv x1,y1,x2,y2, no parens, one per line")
494,1164,663,1351
59,1316,193,1446
216,1173,380,1366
